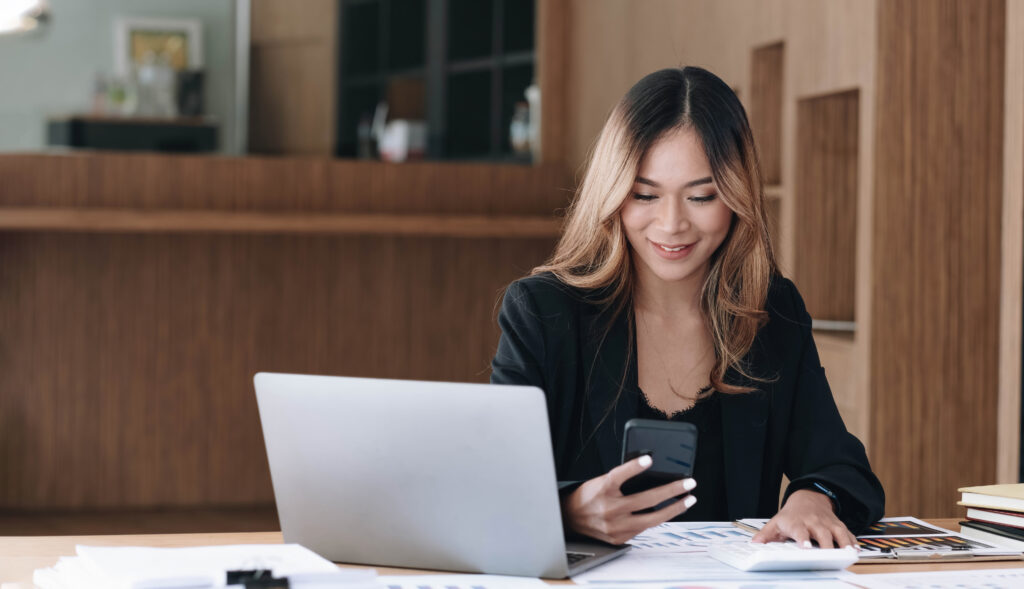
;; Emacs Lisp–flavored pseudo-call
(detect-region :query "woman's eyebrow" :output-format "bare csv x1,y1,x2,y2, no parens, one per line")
635,175,714,189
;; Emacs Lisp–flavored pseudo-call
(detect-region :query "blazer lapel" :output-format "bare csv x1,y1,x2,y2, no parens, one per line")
580,305,638,474
720,366,772,519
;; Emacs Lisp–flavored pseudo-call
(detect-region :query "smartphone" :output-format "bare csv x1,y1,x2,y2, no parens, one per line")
620,418,698,499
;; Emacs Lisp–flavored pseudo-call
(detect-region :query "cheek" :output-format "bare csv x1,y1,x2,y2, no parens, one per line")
619,201,648,238
699,204,734,240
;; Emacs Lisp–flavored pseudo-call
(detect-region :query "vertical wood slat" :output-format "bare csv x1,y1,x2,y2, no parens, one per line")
750,42,784,186
537,0,569,165
872,0,1005,517
793,90,859,322
248,0,338,155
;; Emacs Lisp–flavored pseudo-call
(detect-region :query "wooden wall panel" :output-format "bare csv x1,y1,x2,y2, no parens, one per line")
0,154,571,215
0,233,555,509
997,0,1024,484
248,0,337,155
537,0,569,165
793,90,859,322
750,42,784,186
872,0,1005,517
249,43,336,155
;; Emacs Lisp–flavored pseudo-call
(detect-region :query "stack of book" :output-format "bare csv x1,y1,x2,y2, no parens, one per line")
958,483,1024,549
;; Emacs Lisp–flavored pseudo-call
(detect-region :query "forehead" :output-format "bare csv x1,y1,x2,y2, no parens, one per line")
636,127,712,185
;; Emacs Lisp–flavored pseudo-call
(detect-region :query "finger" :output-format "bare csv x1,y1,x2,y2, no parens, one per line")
828,523,851,548
751,520,777,544
810,524,834,549
842,527,859,550
787,524,813,548
635,494,697,530
606,455,653,489
621,477,696,513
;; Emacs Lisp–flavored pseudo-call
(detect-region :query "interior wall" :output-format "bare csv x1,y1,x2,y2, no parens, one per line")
0,0,239,154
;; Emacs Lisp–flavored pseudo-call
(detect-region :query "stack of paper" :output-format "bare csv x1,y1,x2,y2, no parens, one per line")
33,544,379,589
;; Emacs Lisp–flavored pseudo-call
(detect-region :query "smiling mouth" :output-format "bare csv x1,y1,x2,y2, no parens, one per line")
653,241,695,252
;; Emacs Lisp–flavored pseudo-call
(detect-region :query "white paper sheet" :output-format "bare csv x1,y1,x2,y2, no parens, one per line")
850,567,1024,589
376,574,550,589
568,582,854,589
570,550,851,584
628,522,753,552
33,543,374,589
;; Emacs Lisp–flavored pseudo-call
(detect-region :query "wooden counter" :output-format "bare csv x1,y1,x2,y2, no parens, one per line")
0,153,568,511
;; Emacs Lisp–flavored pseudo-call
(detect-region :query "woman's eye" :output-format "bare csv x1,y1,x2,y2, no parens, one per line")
690,194,717,204
633,193,657,201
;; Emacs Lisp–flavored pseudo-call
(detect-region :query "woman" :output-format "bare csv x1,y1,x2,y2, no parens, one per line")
491,67,884,549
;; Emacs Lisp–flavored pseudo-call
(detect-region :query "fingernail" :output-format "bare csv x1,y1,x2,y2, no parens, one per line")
682,478,697,491
683,495,697,508
638,455,652,468
802,541,812,548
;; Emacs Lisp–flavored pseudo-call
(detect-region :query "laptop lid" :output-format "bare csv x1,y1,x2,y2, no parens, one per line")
254,372,575,578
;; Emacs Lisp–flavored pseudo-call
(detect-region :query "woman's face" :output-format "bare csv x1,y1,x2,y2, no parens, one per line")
620,127,734,287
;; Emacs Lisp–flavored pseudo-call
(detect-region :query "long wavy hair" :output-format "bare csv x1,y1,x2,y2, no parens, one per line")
534,66,777,394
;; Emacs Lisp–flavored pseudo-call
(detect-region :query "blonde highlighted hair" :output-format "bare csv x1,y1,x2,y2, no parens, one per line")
534,67,777,393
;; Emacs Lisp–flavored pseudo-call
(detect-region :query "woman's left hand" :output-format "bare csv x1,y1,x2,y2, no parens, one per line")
750,489,858,548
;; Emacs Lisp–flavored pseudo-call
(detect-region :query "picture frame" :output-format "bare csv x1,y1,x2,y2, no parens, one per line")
114,16,203,75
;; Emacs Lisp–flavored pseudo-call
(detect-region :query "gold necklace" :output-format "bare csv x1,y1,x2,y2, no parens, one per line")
635,306,713,402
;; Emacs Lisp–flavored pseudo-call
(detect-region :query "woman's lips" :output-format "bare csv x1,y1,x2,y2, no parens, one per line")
650,239,696,260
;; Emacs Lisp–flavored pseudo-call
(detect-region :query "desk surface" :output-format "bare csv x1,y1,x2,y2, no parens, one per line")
3,519,1023,586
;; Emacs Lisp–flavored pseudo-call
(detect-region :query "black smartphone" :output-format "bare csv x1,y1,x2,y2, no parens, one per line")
620,418,698,498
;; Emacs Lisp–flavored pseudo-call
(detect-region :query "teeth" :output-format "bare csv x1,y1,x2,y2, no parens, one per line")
659,244,688,252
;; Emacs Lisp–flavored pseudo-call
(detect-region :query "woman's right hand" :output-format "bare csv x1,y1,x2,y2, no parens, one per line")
563,455,698,545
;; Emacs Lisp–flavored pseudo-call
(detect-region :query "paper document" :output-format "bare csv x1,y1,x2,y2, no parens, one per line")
33,543,374,589
851,567,1024,588
377,574,549,589
628,522,753,552
569,582,853,589
570,551,851,584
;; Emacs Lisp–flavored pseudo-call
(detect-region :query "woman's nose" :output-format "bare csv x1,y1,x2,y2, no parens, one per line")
657,197,691,233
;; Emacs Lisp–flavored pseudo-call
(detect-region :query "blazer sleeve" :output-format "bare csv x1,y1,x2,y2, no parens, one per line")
491,280,547,390
491,279,584,497
779,283,886,533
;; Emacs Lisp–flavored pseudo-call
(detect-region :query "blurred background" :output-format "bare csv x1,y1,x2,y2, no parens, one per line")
0,0,1019,535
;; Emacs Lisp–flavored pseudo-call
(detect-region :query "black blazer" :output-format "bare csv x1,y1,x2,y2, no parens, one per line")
491,272,884,533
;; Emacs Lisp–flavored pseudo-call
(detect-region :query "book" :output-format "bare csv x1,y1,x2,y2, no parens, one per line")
958,483,1024,512
960,520,1024,550
966,506,1024,529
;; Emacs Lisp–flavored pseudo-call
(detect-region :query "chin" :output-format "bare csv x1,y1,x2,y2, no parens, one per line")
647,262,705,284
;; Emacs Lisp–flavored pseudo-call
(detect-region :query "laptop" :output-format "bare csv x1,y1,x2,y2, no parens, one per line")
253,372,629,578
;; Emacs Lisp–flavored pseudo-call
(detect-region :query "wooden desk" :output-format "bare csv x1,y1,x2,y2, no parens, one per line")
4,519,1024,586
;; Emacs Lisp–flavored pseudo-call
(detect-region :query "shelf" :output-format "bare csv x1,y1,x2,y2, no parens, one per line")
812,319,857,332
794,89,859,322
0,207,563,238
750,42,784,185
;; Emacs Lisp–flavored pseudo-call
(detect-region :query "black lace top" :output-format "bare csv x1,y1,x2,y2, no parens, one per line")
636,388,728,521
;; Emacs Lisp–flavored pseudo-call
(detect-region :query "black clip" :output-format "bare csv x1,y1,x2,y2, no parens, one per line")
226,569,290,588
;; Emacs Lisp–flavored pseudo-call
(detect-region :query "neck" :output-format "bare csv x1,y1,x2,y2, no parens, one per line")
632,262,707,320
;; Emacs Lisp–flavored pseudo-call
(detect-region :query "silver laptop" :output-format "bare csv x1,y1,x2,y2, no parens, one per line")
253,372,629,578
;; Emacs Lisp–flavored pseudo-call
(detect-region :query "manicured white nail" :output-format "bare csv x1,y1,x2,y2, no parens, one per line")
683,495,697,508
638,455,652,468
682,478,697,491
802,541,813,548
